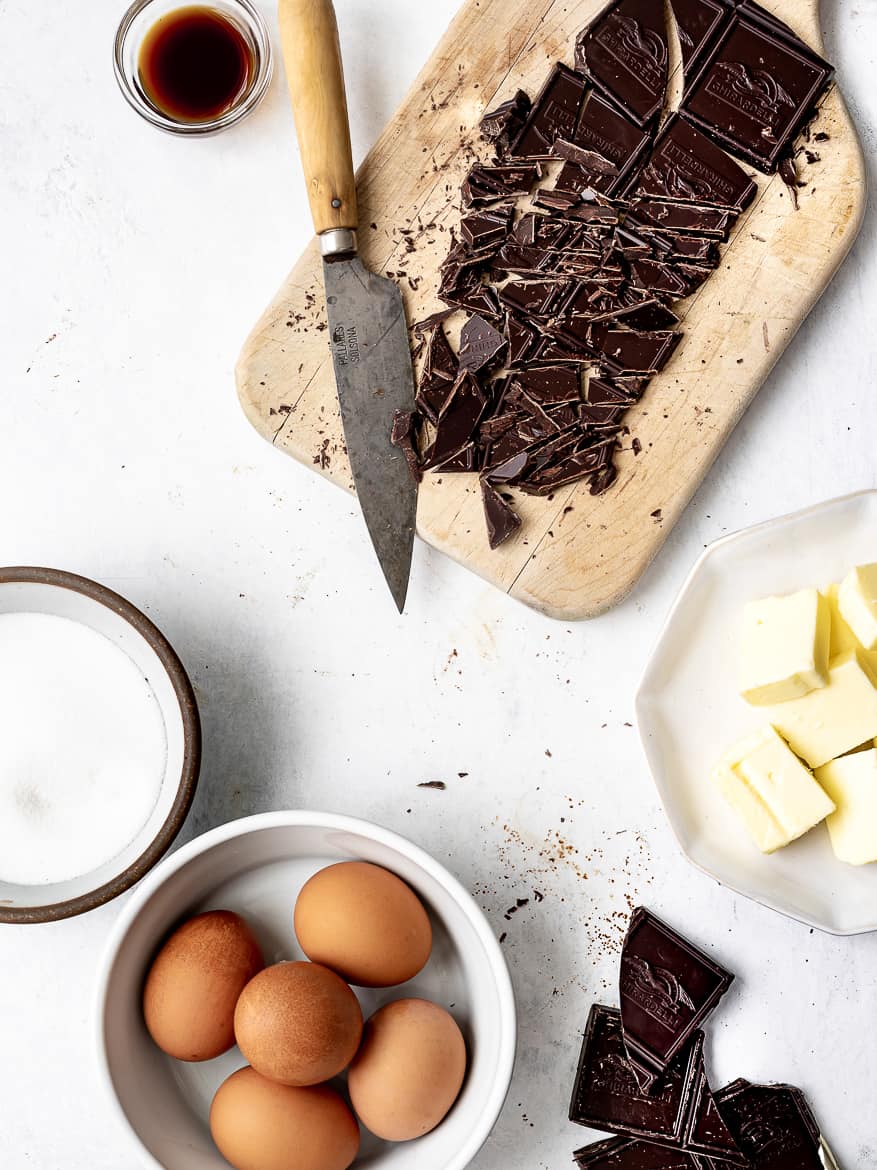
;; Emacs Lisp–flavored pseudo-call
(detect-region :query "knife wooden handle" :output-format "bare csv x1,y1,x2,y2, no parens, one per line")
279,0,358,235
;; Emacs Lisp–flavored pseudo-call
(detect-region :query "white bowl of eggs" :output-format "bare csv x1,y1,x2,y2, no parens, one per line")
96,810,516,1170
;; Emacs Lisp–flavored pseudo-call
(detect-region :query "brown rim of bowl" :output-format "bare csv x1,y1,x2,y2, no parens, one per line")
0,567,201,925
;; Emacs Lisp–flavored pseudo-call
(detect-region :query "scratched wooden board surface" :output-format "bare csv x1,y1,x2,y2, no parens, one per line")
236,0,865,620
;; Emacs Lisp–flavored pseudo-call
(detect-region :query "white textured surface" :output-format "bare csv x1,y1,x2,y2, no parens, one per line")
0,1,875,1167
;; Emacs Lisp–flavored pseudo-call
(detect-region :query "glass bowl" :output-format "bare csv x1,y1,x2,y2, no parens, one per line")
113,0,272,135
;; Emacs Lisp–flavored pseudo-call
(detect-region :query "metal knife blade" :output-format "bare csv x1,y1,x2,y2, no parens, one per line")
323,254,418,613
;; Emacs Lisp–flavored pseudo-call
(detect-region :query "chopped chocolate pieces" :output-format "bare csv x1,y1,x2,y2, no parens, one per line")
398,0,833,551
670,0,733,74
574,0,670,127
390,410,422,484
462,162,542,206
596,329,682,374
415,322,458,422
428,370,489,466
514,364,582,404
620,908,734,1086
459,314,506,371
480,479,522,548
626,199,736,239
459,205,514,252
714,1080,825,1169
505,313,538,365
479,89,532,154
499,279,569,317
569,1005,703,1143
510,63,589,158
571,92,652,191
684,15,834,173
634,116,758,210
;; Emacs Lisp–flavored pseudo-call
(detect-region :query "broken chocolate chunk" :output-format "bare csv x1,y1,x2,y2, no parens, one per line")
459,205,514,253
685,1061,747,1165
462,162,542,206
499,279,570,317
597,329,682,375
581,377,638,424
510,63,589,158
574,0,670,127
626,199,736,239
480,478,522,548
459,314,506,371
595,299,681,331
428,370,489,466
569,1005,703,1142
479,89,532,154
415,321,458,422
569,91,652,191
514,364,582,405
505,313,539,365
574,1137,708,1169
620,908,734,1085
714,1080,825,1169
670,0,733,74
634,116,757,209
390,410,422,484
684,15,833,173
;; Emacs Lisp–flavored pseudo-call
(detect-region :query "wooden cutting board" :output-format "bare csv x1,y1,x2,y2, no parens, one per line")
236,0,865,620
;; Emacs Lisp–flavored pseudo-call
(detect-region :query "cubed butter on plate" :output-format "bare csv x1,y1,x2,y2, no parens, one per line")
739,588,830,706
838,564,877,651
769,650,877,769
815,749,877,865
712,726,835,854
826,582,862,659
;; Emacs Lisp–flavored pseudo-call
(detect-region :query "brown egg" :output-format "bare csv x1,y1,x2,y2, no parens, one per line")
210,1066,359,1170
348,998,467,1141
143,910,264,1061
294,861,432,987
234,961,362,1086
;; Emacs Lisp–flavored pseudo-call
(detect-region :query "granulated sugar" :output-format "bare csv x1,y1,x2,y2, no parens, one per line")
0,612,167,885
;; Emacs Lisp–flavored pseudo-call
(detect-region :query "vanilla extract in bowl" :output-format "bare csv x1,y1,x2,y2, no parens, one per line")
138,5,253,123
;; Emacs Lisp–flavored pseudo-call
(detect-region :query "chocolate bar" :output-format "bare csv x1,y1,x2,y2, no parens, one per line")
620,908,734,1085
510,63,589,158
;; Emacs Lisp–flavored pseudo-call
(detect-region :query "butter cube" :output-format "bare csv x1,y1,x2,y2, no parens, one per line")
739,588,830,706
815,749,877,865
838,564,877,651
769,650,877,769
713,726,835,853
826,583,862,659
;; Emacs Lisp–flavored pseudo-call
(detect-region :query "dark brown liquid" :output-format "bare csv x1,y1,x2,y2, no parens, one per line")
138,6,253,123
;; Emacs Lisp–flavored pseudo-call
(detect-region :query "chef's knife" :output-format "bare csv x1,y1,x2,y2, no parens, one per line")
278,0,418,613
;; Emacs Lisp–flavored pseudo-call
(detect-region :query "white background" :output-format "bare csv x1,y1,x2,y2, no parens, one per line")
1,1,876,1166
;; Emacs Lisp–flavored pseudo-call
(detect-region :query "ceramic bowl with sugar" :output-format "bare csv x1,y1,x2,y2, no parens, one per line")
0,567,200,924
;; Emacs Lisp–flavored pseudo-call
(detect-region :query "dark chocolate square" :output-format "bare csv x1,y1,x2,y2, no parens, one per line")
569,1005,702,1142
714,1080,825,1169
574,0,670,127
633,116,757,210
683,15,834,172
620,908,734,1084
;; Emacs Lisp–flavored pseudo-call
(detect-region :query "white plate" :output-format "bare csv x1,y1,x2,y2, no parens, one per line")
636,490,877,936
96,811,516,1170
